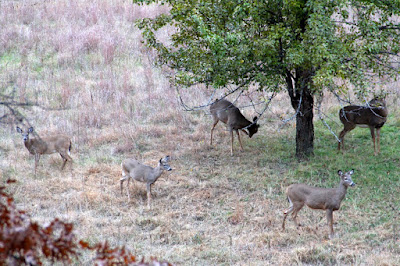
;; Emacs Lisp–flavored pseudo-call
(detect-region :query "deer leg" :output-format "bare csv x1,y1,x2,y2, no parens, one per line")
120,176,127,196
376,127,381,154
63,153,72,169
338,125,356,152
338,129,345,151
127,178,131,201
120,167,127,195
326,209,334,239
282,213,288,230
146,183,152,209
210,120,219,145
236,130,244,152
59,151,73,171
230,130,234,156
60,154,68,170
292,211,300,229
34,154,40,175
119,178,125,195
282,198,294,231
369,126,377,155
291,203,304,229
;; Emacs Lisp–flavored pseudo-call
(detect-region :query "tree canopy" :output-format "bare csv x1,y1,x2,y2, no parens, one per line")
135,0,400,158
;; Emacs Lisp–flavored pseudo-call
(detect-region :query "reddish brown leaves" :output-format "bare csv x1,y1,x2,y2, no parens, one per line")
0,181,171,265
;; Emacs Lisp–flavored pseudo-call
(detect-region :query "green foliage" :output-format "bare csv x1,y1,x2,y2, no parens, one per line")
135,0,400,93
135,0,400,158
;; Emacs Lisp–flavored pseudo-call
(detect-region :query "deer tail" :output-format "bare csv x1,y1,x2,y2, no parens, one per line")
283,195,293,215
68,140,72,155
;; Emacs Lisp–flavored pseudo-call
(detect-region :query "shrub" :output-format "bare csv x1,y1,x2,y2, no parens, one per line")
0,180,171,265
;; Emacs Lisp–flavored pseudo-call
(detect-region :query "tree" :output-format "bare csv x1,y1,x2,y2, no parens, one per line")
135,0,400,159
0,91,31,126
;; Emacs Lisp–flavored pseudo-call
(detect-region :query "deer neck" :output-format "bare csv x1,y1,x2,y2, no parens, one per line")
378,106,388,117
233,117,251,130
150,166,164,182
24,139,36,154
336,182,348,201
368,104,388,117
24,138,47,154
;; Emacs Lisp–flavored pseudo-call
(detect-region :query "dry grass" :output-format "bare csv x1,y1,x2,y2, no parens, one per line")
1,0,400,265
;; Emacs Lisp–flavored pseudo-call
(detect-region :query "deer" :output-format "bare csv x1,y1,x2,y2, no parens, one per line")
16,126,72,175
210,99,260,156
120,155,172,209
282,169,355,239
338,97,388,155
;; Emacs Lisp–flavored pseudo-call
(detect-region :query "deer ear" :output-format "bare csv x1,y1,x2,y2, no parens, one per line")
16,127,22,133
253,116,258,122
28,127,34,133
165,155,170,162
338,170,343,176
349,169,354,175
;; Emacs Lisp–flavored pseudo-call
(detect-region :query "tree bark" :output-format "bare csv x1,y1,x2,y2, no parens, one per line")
286,69,314,159
295,86,314,159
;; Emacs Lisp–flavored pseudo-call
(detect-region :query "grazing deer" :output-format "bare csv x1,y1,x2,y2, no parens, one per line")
16,126,72,175
282,170,355,239
120,155,172,209
338,97,388,155
210,99,260,156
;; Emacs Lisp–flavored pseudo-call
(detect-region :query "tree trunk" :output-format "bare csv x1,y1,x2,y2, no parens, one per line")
295,86,314,159
286,69,315,159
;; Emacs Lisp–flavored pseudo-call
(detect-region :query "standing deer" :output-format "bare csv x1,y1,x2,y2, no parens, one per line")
282,169,355,239
120,155,172,209
210,99,260,156
338,97,388,155
16,126,72,175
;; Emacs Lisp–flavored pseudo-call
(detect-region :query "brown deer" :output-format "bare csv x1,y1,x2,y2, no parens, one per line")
120,155,172,209
210,99,259,156
282,169,355,239
338,97,388,155
16,126,72,175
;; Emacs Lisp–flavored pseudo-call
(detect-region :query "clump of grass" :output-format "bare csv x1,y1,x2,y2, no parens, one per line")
294,245,337,264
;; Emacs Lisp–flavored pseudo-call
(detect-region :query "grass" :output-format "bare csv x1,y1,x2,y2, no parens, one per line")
1,0,400,265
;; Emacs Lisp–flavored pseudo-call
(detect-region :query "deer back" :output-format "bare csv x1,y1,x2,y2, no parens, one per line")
288,184,348,210
210,99,259,133
17,127,71,155
38,135,71,155
287,170,355,211
340,98,388,128
122,159,163,184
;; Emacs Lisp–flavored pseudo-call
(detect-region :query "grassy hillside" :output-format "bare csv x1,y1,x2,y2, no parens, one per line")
1,0,400,265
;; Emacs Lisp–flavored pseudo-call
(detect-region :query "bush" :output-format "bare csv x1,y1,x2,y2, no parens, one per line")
0,180,171,266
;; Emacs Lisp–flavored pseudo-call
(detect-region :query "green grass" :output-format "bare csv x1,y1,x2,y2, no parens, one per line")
253,117,400,236
0,51,21,67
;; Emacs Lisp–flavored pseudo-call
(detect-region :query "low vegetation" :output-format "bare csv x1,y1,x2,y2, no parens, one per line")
1,0,399,265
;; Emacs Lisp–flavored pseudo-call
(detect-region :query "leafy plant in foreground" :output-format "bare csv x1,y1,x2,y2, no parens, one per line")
0,180,171,265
